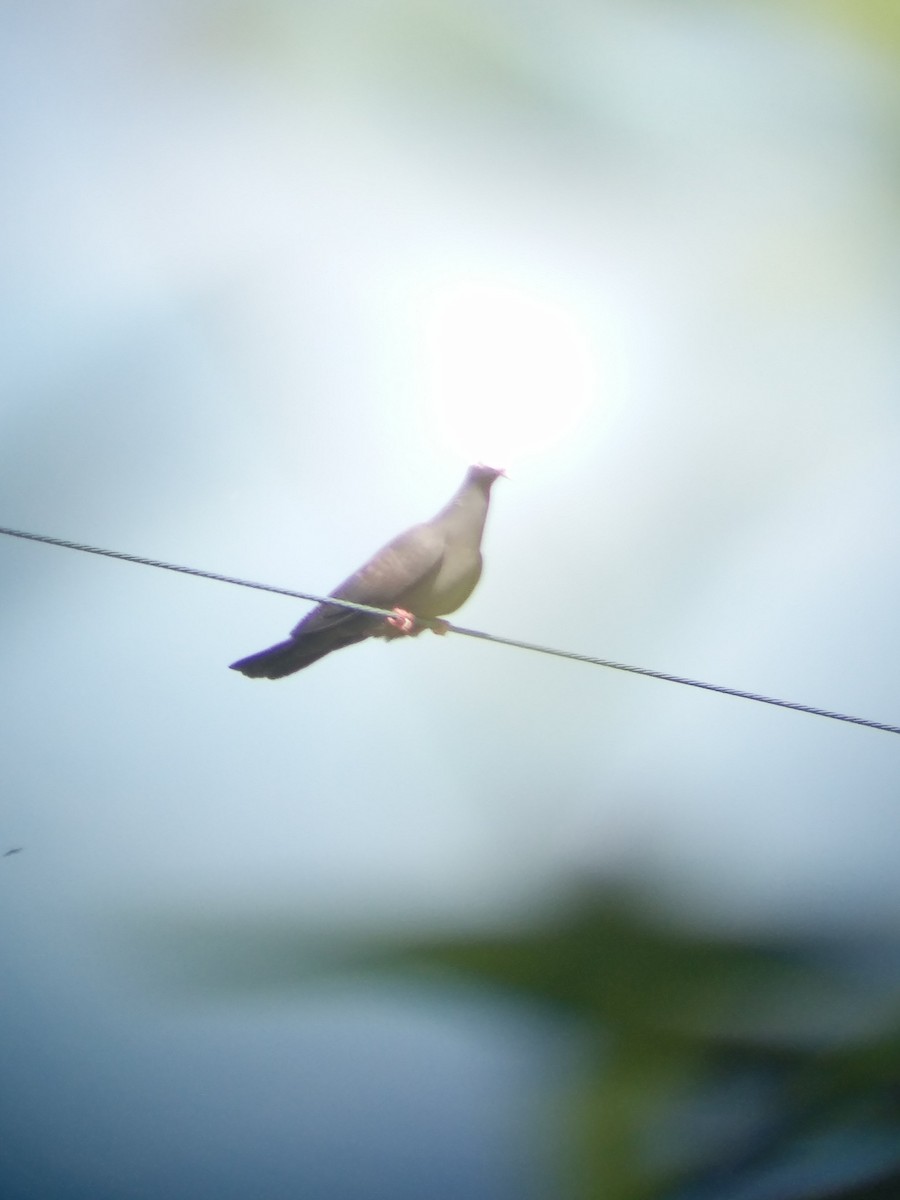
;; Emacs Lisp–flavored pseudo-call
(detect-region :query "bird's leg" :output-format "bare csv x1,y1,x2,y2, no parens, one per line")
386,608,417,635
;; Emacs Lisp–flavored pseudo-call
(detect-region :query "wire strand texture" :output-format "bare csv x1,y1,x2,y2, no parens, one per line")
1,523,898,736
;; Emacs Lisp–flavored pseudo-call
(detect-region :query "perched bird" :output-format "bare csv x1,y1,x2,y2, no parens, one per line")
230,464,504,679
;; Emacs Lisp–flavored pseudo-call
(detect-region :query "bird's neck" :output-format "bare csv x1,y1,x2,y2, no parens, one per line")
438,481,491,539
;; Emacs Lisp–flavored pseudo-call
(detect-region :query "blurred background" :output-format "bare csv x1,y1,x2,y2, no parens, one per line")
3,2,900,1197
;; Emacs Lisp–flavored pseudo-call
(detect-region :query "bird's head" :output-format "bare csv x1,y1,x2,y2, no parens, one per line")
467,464,507,489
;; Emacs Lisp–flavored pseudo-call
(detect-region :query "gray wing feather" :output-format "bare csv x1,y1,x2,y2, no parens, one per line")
289,523,445,638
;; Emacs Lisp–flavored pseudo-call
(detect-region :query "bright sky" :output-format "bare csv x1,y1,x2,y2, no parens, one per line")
2,3,900,1198
418,276,606,466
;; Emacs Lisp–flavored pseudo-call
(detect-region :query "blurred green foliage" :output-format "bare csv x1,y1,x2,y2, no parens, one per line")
138,886,900,1200
805,0,900,56
381,890,900,1200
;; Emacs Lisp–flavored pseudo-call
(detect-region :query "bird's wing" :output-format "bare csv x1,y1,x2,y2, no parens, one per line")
289,522,446,638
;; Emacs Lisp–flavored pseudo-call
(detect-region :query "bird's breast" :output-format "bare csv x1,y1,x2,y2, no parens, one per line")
402,549,483,618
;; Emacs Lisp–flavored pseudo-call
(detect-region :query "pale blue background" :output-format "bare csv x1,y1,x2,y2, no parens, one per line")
2,3,900,1196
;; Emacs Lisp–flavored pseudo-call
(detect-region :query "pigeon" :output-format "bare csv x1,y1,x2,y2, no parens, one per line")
230,464,504,678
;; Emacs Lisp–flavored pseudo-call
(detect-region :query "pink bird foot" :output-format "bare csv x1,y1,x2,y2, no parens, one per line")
387,608,417,634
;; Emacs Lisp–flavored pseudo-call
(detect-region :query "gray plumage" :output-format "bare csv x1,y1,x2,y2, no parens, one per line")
230,464,503,679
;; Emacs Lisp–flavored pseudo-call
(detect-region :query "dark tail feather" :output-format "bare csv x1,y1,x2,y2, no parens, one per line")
230,639,325,678
229,626,372,679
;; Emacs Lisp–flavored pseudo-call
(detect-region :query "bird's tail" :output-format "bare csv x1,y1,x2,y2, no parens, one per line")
229,617,378,678
229,637,335,678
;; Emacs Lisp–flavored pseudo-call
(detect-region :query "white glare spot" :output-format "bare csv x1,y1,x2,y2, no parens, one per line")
421,279,605,467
